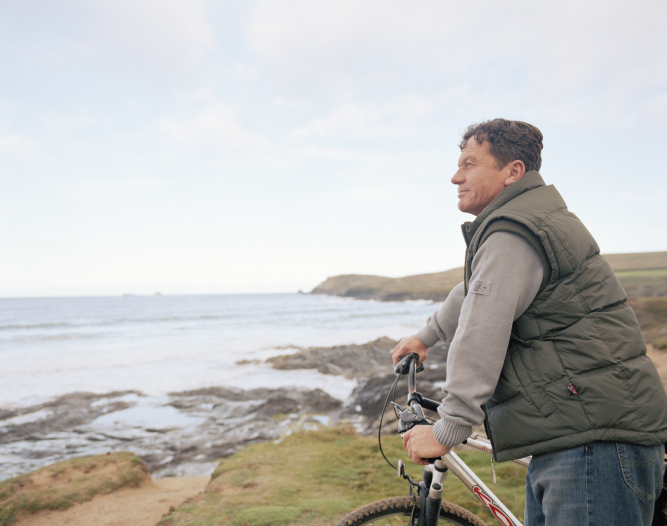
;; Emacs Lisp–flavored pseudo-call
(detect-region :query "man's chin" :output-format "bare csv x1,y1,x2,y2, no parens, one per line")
458,202,473,215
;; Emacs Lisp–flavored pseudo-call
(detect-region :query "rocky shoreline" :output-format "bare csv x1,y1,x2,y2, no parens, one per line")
0,337,452,481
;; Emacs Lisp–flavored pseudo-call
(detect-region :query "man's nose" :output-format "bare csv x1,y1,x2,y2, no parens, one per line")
451,169,464,185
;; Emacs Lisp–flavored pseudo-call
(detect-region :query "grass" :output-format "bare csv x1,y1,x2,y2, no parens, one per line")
602,251,667,271
158,426,526,526
310,268,464,301
0,452,149,526
616,268,667,298
310,251,667,301
628,297,667,349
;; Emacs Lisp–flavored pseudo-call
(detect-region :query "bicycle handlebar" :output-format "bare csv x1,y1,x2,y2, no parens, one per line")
394,352,424,375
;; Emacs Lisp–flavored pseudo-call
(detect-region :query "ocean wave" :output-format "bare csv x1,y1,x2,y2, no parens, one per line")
0,322,75,331
0,333,97,344
0,314,248,333
38,334,96,341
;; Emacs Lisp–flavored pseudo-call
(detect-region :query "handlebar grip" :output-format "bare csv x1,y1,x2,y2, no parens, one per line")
395,353,425,375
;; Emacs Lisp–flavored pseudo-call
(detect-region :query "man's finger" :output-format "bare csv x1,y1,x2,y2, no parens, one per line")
402,429,412,449
391,343,405,366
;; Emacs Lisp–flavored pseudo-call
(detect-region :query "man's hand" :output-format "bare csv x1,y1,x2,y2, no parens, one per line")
402,426,451,465
391,335,429,366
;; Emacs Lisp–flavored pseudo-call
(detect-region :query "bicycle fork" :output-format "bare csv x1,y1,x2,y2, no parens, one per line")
419,460,447,526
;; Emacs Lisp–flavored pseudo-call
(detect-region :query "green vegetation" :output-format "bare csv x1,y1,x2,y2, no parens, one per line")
310,251,667,301
0,452,149,526
616,268,667,298
602,251,667,271
158,426,526,526
310,251,667,349
629,297,667,349
310,268,464,301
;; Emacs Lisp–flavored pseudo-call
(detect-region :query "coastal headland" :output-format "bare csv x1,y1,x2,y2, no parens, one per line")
310,251,667,301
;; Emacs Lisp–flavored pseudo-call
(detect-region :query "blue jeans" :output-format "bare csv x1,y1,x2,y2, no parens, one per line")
525,441,664,526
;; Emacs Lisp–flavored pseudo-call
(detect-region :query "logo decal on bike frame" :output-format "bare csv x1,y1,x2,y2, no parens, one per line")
472,486,515,526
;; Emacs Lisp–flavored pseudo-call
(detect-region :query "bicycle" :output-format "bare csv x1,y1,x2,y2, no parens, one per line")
336,352,530,526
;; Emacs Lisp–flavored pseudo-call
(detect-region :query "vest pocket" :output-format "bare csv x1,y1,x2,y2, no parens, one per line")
616,442,664,501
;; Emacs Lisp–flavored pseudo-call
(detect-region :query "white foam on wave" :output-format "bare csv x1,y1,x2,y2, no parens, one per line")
223,363,358,401
0,356,359,409
0,293,436,409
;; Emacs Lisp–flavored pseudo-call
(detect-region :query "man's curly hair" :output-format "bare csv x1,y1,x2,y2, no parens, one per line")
459,119,543,172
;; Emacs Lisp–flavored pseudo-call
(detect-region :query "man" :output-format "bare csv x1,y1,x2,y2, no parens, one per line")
391,119,667,525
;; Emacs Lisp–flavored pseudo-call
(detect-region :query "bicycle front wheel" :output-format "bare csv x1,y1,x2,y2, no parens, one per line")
336,495,486,526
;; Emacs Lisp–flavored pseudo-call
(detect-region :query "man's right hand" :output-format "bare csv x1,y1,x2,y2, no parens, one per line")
391,335,429,366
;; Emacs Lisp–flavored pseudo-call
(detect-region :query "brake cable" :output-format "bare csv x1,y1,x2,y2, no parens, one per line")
378,372,402,470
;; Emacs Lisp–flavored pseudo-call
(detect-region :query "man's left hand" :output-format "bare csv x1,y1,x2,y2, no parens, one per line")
402,425,451,465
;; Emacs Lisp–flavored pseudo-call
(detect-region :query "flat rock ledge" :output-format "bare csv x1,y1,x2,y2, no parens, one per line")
0,337,451,481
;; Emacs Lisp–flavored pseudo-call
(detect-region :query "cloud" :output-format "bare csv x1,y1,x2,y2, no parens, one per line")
158,100,370,168
291,94,439,143
158,101,273,153
44,113,94,133
243,0,667,125
89,0,215,72
0,134,39,160
0,0,216,78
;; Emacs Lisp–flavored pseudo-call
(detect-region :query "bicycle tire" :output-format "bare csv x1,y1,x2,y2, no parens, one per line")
336,495,486,526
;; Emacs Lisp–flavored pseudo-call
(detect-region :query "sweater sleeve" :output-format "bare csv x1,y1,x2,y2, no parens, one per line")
431,231,544,448
417,281,466,348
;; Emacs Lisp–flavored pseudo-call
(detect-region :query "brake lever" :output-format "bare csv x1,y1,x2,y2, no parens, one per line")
394,353,425,375
398,407,440,465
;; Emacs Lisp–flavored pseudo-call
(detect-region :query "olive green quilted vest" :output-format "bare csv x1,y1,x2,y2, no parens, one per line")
462,171,667,462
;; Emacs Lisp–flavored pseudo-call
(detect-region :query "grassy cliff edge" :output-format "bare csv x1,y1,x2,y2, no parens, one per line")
311,251,667,302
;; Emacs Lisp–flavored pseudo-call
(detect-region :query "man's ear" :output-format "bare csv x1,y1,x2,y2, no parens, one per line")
504,160,526,187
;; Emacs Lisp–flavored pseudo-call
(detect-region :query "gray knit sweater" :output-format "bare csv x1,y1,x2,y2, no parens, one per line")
416,231,543,447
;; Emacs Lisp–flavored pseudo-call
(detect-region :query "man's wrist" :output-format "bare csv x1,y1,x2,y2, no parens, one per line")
417,325,440,348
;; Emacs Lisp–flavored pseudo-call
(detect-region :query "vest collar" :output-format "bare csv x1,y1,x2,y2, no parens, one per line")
461,170,545,246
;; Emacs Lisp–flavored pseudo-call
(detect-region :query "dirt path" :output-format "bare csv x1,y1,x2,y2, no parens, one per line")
15,476,210,526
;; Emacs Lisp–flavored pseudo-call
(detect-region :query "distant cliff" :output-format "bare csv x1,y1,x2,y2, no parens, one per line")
310,251,667,302
310,267,464,302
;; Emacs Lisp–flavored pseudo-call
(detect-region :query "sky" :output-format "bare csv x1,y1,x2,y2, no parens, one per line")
1,0,666,297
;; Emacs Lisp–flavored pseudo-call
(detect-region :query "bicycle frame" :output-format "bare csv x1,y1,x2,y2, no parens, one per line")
395,353,530,526
434,437,530,526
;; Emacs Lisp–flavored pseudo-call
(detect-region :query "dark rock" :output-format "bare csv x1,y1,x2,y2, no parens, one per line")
0,338,453,480
0,391,142,445
267,337,398,378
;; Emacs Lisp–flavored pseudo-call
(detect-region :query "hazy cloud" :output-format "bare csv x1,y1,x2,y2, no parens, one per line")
0,0,216,78
0,134,39,160
159,101,274,154
291,95,439,143
243,0,667,125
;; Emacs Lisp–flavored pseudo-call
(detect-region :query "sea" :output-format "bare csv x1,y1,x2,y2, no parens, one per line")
1,293,437,410
0,293,441,479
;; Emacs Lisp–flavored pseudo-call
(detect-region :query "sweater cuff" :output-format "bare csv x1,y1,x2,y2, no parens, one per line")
417,325,440,348
432,418,472,448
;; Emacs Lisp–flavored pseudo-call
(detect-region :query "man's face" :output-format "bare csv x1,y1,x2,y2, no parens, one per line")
451,137,510,216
